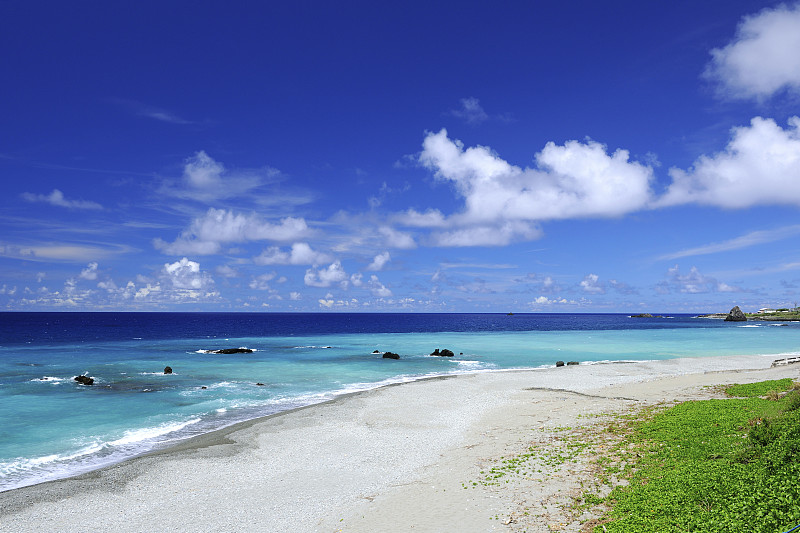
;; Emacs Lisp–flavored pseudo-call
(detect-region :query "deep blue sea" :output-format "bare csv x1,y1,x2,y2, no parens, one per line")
2,312,799,492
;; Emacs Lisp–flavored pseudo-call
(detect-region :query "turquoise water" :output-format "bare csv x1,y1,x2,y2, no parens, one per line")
1,313,799,491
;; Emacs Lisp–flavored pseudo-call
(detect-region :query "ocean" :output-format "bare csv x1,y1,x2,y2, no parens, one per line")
1,311,799,492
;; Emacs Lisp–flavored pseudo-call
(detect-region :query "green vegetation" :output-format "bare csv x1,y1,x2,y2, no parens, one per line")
596,380,800,532
746,311,800,321
725,378,794,398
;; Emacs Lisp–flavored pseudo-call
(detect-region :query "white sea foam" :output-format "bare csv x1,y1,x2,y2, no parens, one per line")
30,376,66,384
109,418,201,447
0,418,204,492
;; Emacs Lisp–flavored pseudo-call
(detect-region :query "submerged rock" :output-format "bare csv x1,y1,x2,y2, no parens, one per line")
725,306,747,322
382,352,400,359
74,375,94,386
163,366,173,374
203,348,254,354
372,350,381,354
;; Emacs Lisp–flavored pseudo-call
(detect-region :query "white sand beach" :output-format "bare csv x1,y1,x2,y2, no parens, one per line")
1,354,797,532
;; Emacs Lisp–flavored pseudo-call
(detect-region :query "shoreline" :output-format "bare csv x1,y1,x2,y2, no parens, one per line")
1,354,797,532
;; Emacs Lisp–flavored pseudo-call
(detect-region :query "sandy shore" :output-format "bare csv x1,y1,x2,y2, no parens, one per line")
1,354,797,532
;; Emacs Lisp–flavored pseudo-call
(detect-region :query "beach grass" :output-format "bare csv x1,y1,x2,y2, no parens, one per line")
595,379,800,532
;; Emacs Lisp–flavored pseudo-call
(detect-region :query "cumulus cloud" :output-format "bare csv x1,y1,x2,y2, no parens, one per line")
530,296,573,306
304,261,349,288
129,258,218,304
658,117,800,208
154,208,310,255
416,129,654,246
254,242,330,266
21,189,103,210
367,251,391,271
160,151,281,202
162,257,212,290
79,262,99,280
368,275,392,297
580,273,605,294
705,3,800,100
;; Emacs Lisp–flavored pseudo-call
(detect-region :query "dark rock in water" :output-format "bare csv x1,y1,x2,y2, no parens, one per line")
631,313,664,318
163,366,173,374
372,350,381,354
382,352,400,359
567,361,579,366
430,348,455,357
209,348,254,354
725,306,747,322
555,361,565,367
74,375,94,386
256,382,265,386
201,386,208,390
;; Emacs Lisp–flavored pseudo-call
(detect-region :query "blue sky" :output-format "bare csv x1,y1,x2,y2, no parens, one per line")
2,1,800,313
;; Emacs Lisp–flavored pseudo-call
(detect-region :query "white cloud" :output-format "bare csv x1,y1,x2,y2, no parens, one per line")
161,151,280,202
367,251,391,271
215,265,239,278
21,189,103,210
706,3,800,99
128,258,219,304
0,284,17,295
530,296,572,305
417,129,654,246
97,280,117,291
396,209,447,228
79,262,99,280
659,225,800,260
154,208,310,255
368,275,392,297
289,291,301,300
449,97,489,124
658,265,742,294
318,299,334,308
378,226,417,249
304,261,349,288
0,243,131,262
249,272,277,290
659,117,800,208
430,221,542,247
580,273,605,294
163,257,210,290
254,242,331,266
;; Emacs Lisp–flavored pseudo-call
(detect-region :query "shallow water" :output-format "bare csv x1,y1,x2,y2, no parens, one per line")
1,312,798,491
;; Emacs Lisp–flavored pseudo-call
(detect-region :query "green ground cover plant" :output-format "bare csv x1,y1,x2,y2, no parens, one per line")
597,380,800,532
